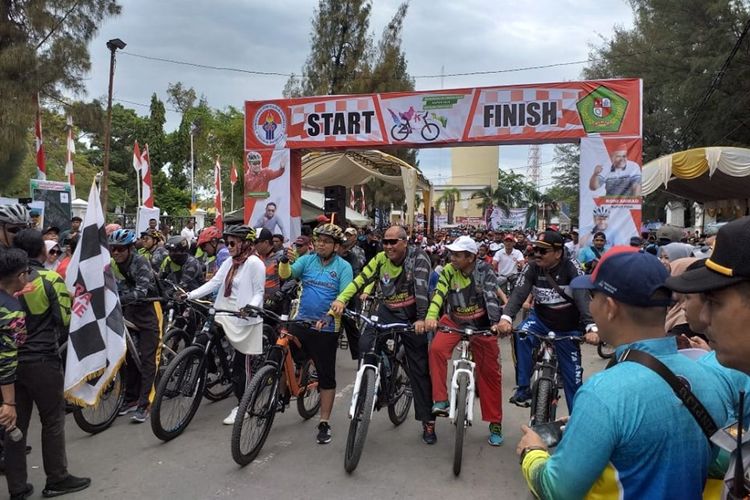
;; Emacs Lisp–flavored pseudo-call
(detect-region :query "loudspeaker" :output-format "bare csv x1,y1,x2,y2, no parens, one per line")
323,185,347,226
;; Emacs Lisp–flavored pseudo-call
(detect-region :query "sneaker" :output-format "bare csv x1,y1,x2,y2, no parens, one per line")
488,423,504,446
42,475,91,498
275,393,290,413
509,387,532,408
431,400,449,417
10,483,33,500
422,421,437,445
316,421,332,444
131,406,150,423
223,406,239,425
117,401,138,416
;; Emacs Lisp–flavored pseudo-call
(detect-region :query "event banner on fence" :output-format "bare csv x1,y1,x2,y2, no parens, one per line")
245,79,641,150
488,207,527,230
243,148,291,239
579,137,642,248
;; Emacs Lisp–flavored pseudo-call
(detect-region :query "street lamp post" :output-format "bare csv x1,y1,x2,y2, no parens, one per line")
189,122,197,212
101,38,126,214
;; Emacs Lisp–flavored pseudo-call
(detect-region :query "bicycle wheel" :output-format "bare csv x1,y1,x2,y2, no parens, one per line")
597,341,615,359
204,337,234,402
453,372,469,476
391,124,409,141
231,365,279,466
421,122,440,141
387,358,412,426
296,359,321,420
159,328,191,380
150,346,207,441
344,367,376,473
531,377,554,425
73,369,125,434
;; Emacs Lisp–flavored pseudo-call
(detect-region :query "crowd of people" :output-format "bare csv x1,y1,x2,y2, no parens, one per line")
1,201,750,498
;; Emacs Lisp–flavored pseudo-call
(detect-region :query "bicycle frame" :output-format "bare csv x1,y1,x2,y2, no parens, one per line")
264,328,308,398
448,340,476,424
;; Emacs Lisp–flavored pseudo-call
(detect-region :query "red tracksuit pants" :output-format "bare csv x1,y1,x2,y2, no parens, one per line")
428,331,502,423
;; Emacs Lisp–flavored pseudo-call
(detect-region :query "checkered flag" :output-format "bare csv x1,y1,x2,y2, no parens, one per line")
64,179,126,406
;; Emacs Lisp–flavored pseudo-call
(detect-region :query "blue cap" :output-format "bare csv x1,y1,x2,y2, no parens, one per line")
570,246,671,307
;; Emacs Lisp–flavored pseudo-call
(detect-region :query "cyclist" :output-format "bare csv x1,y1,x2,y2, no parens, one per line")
337,227,367,360
8,229,91,498
578,231,609,274
331,225,437,445
196,226,229,280
0,204,30,253
109,229,163,423
254,228,285,314
493,234,524,297
185,225,265,425
497,230,598,411
159,236,203,292
138,229,168,272
278,223,353,444
424,236,505,446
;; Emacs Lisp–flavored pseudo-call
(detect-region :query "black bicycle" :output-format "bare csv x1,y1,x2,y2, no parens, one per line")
343,310,413,473
150,299,240,441
518,329,583,426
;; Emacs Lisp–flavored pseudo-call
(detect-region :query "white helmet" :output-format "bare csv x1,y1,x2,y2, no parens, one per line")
0,204,30,226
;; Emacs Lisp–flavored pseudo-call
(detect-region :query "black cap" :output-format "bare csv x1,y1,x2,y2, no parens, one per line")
43,226,60,235
255,228,273,243
71,216,82,222
665,216,750,293
533,230,564,249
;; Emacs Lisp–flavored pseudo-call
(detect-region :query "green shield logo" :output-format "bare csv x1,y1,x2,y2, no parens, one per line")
576,85,629,133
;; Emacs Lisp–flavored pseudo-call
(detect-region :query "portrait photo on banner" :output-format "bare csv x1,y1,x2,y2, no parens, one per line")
579,137,642,248
244,148,290,239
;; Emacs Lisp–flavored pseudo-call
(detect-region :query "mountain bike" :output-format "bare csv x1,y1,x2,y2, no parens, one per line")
343,310,413,473
231,307,320,466
437,325,495,476
518,329,583,426
390,111,440,142
150,299,242,441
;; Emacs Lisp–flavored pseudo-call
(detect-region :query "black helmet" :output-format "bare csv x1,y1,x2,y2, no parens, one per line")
223,225,256,242
165,236,189,253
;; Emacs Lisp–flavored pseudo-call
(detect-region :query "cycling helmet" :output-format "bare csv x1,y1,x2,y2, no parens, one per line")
105,223,122,236
592,206,610,217
0,204,30,226
197,226,222,246
223,225,256,242
165,236,190,253
140,228,163,240
108,228,136,246
313,223,344,243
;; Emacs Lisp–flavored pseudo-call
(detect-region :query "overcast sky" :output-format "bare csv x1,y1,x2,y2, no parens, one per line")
82,0,635,188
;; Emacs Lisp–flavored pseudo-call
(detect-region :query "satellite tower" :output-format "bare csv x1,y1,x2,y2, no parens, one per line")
527,144,541,188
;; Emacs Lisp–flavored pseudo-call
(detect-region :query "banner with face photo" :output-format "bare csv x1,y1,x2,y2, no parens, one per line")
579,137,642,249
243,148,291,240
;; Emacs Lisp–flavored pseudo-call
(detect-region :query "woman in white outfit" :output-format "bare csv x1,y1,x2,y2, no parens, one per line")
186,225,266,425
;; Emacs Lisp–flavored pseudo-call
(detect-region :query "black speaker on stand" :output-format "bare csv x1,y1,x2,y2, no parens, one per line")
323,185,347,228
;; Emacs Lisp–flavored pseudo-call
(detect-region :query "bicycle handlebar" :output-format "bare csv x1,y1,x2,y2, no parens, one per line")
516,329,584,342
438,326,496,337
344,309,413,332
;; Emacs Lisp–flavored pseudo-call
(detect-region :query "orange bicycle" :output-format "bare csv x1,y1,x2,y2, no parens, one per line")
231,306,320,466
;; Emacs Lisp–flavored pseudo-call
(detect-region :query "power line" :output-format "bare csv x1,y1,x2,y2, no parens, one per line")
115,98,180,113
121,51,293,77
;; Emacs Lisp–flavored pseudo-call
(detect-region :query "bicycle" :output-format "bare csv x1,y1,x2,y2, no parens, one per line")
343,310,413,473
437,325,495,476
518,329,583,426
231,306,320,466
150,299,242,441
390,111,440,142
597,340,615,359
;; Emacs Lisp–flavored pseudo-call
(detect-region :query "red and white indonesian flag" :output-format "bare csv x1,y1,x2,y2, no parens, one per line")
230,160,238,186
65,116,76,199
133,141,143,175
141,144,154,208
214,156,223,231
64,179,126,406
360,185,367,216
35,94,46,180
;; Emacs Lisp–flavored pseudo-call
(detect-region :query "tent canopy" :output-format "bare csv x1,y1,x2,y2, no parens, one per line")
642,147,750,202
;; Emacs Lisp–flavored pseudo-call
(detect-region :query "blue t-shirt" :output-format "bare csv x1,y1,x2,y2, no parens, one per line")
524,336,735,499
288,253,352,332
216,247,230,269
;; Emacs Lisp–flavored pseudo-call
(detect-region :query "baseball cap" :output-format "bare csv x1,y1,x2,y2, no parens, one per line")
533,230,564,249
503,234,515,242
571,246,671,307
446,235,478,254
665,216,750,293
71,216,82,222
255,228,273,243
316,214,330,223
344,227,357,237
294,235,311,246
42,225,60,235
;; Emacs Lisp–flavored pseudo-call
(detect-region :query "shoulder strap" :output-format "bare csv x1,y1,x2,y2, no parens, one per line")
544,269,576,306
618,349,718,438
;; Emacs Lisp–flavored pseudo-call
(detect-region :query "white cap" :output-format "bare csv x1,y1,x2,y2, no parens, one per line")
445,235,478,254
44,240,59,253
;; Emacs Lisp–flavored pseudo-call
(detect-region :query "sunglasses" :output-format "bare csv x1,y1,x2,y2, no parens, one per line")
48,249,61,256
110,246,129,253
17,267,32,277
382,238,404,246
227,241,239,248
531,247,549,256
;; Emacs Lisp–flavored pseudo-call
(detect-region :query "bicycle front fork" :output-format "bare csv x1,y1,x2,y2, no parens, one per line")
449,360,476,424
348,354,381,419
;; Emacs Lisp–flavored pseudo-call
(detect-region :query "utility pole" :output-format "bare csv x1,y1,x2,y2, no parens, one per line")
101,38,126,213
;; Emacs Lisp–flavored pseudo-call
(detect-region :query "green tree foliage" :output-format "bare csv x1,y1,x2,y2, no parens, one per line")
436,187,461,224
546,144,580,225
1,0,121,181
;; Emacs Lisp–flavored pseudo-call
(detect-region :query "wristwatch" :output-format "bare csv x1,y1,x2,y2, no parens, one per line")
519,445,548,464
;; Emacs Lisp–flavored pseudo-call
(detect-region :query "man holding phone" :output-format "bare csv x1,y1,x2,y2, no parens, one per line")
517,247,736,499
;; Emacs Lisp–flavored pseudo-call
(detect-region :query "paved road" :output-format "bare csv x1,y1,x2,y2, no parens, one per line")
20,340,609,500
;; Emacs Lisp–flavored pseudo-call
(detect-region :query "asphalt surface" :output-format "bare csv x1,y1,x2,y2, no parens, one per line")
18,340,609,500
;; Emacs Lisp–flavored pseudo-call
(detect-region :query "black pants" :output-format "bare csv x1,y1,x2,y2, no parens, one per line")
5,358,69,495
341,313,361,360
357,309,432,423
123,303,162,408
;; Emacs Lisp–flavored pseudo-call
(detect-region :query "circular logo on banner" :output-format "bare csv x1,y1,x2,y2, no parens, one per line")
253,104,286,146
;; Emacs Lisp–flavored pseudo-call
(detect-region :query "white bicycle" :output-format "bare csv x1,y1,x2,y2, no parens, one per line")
438,325,495,476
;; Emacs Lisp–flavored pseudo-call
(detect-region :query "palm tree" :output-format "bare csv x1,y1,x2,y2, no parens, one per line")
470,186,493,213
436,187,461,224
